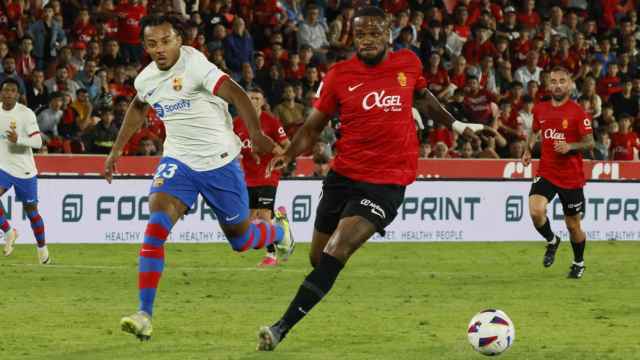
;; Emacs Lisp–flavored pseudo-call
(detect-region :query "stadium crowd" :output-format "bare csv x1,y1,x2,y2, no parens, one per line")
2,0,640,166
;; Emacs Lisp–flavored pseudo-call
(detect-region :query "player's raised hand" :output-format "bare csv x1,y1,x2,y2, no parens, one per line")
522,149,532,166
104,153,118,184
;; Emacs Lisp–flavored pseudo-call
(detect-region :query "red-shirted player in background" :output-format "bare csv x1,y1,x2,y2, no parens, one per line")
233,87,290,267
609,114,640,161
256,7,489,351
522,66,594,280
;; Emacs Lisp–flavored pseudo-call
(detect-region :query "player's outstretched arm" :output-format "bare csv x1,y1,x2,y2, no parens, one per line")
104,97,148,183
216,77,276,155
414,89,486,138
267,108,330,175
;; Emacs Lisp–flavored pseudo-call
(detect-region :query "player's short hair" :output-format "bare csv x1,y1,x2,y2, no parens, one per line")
354,6,386,20
550,65,571,76
140,14,185,41
246,86,265,96
0,78,20,90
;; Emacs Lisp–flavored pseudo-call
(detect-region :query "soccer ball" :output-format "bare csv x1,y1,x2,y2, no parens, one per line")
467,309,515,356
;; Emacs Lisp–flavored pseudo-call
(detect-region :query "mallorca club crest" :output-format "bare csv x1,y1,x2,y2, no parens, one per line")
562,118,569,129
397,72,407,87
172,77,183,91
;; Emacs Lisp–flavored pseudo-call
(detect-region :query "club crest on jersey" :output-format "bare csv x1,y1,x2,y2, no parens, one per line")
562,118,568,129
9,119,16,129
172,77,183,91
152,178,164,187
397,72,407,87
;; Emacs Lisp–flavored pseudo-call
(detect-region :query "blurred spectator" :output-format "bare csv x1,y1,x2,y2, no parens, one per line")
517,0,540,29
137,137,160,156
72,8,97,44
0,56,27,96
593,130,611,160
610,114,640,161
516,95,534,135
463,75,497,125
101,39,127,68
273,82,305,138
44,65,83,101
37,92,64,143
477,136,500,158
115,0,146,64
393,26,420,56
297,4,329,51
594,37,616,75
419,20,445,62
609,79,639,119
15,37,36,80
46,46,77,80
459,140,475,158
449,55,468,89
424,52,451,100
428,122,454,149
514,50,542,86
328,4,354,51
26,70,50,114
301,64,320,94
82,107,119,154
75,60,101,101
238,62,257,90
71,89,94,130
597,62,622,101
431,141,450,158
27,4,67,69
496,6,518,40
206,24,227,54
224,17,254,79
508,140,525,159
462,24,496,66
70,42,88,72
579,76,602,118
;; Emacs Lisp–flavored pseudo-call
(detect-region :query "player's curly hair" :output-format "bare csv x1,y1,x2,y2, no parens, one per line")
354,6,386,20
140,13,185,41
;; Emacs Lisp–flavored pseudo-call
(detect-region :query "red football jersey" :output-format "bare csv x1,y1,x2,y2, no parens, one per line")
116,2,146,45
233,112,288,187
610,132,640,161
313,49,426,186
533,100,593,189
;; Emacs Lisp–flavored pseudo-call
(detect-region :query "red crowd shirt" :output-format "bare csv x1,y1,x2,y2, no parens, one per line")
424,67,449,94
233,112,288,187
116,2,146,45
532,100,592,189
463,89,496,124
314,49,426,186
610,131,640,161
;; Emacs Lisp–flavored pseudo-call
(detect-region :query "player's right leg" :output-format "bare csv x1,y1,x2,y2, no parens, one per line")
529,177,560,267
559,187,587,279
121,157,193,341
0,182,18,256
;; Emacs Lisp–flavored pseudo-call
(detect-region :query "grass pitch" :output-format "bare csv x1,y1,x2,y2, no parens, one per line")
1,241,639,360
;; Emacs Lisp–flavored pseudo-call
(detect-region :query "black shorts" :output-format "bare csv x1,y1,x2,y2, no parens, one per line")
248,186,277,212
529,177,585,216
314,171,406,236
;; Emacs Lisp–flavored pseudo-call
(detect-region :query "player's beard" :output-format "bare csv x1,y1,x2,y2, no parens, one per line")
357,46,388,66
551,92,569,102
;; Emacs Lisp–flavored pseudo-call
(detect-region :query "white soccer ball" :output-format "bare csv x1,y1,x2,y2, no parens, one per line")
467,309,515,356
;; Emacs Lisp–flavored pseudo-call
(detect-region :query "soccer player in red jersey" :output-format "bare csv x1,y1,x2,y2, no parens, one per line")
256,7,488,351
610,114,640,161
233,87,290,266
522,66,594,279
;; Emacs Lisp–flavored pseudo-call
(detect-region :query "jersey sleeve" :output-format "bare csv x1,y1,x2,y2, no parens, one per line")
134,76,145,102
270,115,288,144
409,51,427,90
191,48,229,95
575,106,593,137
313,68,339,115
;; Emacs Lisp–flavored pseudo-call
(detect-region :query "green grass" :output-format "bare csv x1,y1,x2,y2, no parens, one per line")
1,242,639,360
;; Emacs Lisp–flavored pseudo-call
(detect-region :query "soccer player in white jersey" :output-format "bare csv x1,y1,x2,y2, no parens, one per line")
0,78,50,264
103,15,295,341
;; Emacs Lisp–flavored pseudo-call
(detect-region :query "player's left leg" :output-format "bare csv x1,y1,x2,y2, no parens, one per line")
248,186,279,267
198,161,293,257
258,180,404,351
559,187,586,279
529,177,561,267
